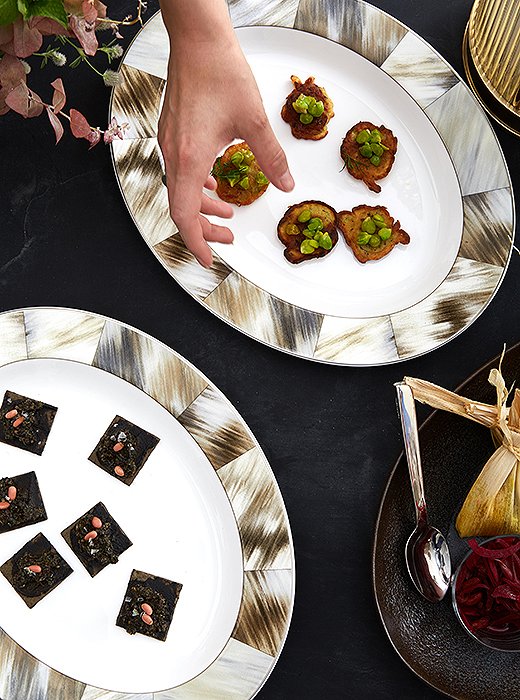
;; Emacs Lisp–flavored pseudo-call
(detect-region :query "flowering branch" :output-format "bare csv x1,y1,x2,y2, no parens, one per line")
97,0,146,30
0,0,143,147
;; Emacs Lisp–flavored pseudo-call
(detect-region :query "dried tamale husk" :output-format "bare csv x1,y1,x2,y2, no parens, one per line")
403,377,499,429
402,370,520,537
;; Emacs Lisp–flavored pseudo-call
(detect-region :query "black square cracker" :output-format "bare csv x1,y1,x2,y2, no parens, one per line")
61,502,132,577
88,415,160,486
0,390,57,455
0,532,73,608
0,471,47,534
116,569,182,642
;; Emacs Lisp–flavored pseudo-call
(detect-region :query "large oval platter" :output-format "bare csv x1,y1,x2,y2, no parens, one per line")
0,307,294,700
110,0,514,366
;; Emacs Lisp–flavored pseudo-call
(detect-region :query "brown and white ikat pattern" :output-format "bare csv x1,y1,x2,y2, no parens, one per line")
110,0,514,366
111,64,165,140
0,308,294,700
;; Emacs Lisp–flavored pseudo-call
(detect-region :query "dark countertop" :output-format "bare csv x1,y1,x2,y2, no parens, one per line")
1,0,519,698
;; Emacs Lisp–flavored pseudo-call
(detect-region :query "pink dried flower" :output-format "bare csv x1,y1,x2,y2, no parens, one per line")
103,116,128,143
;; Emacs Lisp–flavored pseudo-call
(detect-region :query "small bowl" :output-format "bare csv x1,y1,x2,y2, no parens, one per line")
452,535,520,652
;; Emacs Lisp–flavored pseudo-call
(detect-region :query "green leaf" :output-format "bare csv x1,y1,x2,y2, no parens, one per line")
0,0,20,25
17,0,67,27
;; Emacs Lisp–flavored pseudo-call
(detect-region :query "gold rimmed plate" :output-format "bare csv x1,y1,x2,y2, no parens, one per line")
463,24,520,137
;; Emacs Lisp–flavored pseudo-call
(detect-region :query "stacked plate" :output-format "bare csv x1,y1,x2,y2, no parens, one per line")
464,0,520,136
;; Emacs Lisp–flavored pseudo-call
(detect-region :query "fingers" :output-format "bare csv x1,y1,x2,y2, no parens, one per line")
244,112,294,193
204,175,217,190
199,215,234,244
201,193,234,218
177,216,214,268
161,137,219,267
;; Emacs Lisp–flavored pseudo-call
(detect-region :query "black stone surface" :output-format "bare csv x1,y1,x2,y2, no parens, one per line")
0,533,73,608
0,471,47,534
61,501,133,577
88,415,159,486
116,568,182,642
1,0,519,697
0,391,57,455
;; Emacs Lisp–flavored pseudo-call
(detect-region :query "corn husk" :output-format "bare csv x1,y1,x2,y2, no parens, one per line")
403,362,520,537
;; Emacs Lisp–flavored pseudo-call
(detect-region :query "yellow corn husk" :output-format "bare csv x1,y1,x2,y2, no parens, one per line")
403,365,520,538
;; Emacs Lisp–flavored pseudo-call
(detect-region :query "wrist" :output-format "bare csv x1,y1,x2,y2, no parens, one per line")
160,0,236,52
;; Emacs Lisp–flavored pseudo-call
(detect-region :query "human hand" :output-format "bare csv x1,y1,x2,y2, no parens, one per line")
158,32,294,268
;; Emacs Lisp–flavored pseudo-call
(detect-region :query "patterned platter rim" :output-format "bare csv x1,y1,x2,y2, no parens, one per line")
109,0,515,367
0,306,295,700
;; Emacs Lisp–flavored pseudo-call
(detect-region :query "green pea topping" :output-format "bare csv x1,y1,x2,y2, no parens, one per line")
238,177,250,190
309,239,319,248
359,144,373,158
308,100,324,117
372,213,385,225
300,240,316,255
369,234,381,247
361,217,376,234
238,164,249,173
355,129,371,144
370,155,381,166
242,150,255,165
369,129,382,143
227,176,240,187
307,217,324,232
379,227,392,241
299,113,314,124
292,94,309,113
230,151,244,166
298,209,311,223
320,233,332,250
357,232,371,245
285,224,300,236
371,143,384,157
302,228,314,238
256,172,269,185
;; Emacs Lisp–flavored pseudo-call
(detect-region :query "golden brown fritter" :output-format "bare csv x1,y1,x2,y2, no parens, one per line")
337,205,409,263
277,201,338,264
212,142,269,206
340,121,398,193
281,76,334,140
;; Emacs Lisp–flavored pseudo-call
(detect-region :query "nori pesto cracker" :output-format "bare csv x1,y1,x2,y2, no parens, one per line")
0,390,57,455
0,532,73,608
61,502,132,577
116,569,182,642
88,416,160,486
0,471,47,534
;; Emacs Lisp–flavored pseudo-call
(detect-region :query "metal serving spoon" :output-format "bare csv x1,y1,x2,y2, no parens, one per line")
395,382,451,602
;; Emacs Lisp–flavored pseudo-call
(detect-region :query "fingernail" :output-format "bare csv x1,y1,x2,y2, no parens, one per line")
279,171,295,192
196,256,212,269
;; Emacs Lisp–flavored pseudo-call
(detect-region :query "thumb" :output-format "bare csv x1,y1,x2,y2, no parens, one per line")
244,113,294,193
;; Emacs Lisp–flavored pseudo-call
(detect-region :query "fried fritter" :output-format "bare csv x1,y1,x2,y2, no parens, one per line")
340,121,397,193
277,200,338,264
212,142,269,206
281,75,334,140
337,205,409,263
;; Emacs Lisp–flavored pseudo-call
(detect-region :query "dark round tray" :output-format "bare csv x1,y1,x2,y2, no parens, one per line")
373,343,520,700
